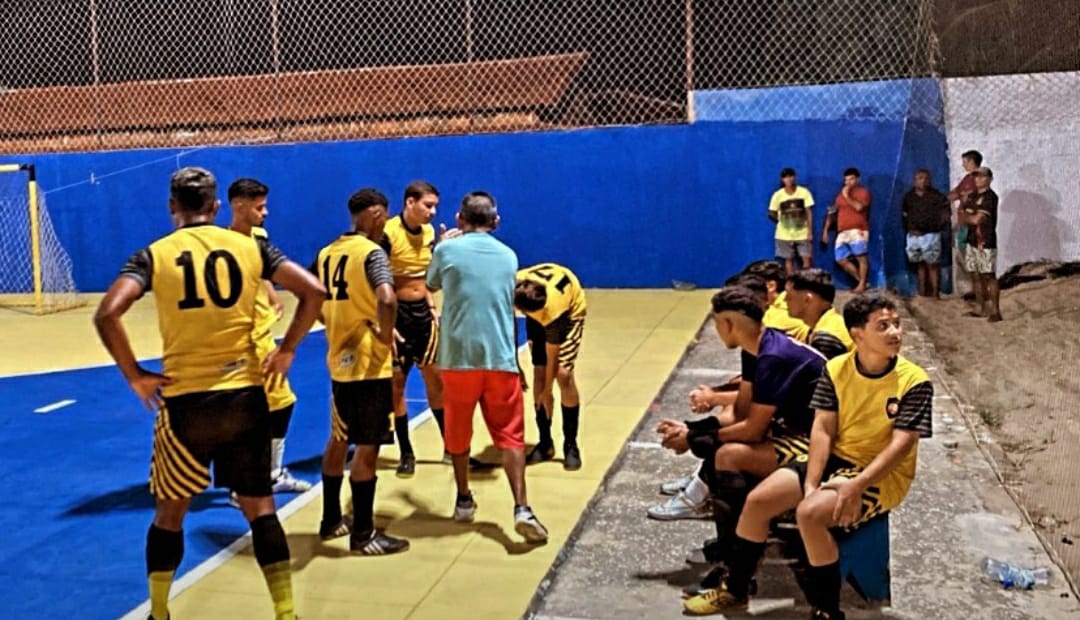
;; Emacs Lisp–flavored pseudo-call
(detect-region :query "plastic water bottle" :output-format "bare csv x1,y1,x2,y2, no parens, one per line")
981,558,1051,589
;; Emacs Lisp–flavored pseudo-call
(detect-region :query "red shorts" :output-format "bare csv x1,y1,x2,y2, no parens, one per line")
441,369,524,454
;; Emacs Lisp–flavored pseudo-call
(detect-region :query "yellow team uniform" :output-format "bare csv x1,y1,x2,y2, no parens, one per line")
812,352,933,522
120,223,285,499
380,214,439,370
517,263,587,370
314,233,395,444
249,226,296,411
807,306,855,359
764,291,811,343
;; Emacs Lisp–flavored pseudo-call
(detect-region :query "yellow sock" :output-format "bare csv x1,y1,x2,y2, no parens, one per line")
261,560,296,620
148,570,174,620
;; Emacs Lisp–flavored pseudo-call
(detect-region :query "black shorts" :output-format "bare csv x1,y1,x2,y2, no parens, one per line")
526,315,586,371
770,433,810,467
331,379,395,446
151,386,271,500
394,299,438,372
786,453,887,526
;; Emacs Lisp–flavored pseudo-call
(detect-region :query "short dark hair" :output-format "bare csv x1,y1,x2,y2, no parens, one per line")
780,167,796,179
170,167,217,213
843,292,897,330
404,180,439,203
460,191,498,227
843,167,861,178
348,188,389,215
914,168,931,178
227,178,268,202
742,259,786,288
514,280,547,312
724,273,768,300
788,268,836,303
961,150,983,166
711,286,765,323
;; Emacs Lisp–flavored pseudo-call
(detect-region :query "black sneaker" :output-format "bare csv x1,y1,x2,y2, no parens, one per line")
563,444,582,470
811,609,846,620
319,516,352,540
396,453,416,478
350,530,410,556
526,443,555,465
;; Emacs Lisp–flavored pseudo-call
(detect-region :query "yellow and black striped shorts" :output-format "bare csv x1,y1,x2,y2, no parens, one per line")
526,316,586,372
770,433,810,467
787,453,887,527
150,387,272,500
394,299,439,371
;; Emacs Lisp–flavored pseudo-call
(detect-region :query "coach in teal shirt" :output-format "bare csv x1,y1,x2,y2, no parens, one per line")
427,197,518,373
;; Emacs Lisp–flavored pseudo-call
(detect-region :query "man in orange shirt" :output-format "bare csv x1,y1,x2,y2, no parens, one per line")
820,167,872,293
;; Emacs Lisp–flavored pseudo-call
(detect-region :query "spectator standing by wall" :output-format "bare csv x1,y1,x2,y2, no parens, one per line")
769,167,815,275
821,168,872,293
901,169,950,298
961,167,1002,322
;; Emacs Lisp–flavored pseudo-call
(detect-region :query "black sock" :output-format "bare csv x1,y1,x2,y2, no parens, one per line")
806,561,842,613
710,471,751,547
250,514,290,567
321,474,343,525
725,536,766,599
395,416,413,455
535,406,553,448
146,524,184,574
350,477,377,537
562,404,580,447
270,403,295,439
432,408,446,439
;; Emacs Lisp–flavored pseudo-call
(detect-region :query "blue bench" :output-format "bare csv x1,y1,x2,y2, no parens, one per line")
835,512,891,602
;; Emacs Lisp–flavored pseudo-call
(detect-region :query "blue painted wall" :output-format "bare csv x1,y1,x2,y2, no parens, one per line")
10,97,946,293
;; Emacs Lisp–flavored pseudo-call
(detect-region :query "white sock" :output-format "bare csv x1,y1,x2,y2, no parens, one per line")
270,438,285,480
684,476,710,504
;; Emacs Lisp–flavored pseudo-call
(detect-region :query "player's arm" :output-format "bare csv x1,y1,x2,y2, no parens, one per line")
366,249,397,345
768,194,780,222
719,352,793,442
803,368,839,494
716,400,775,443
94,249,172,410
846,188,868,213
265,280,284,320
262,240,326,385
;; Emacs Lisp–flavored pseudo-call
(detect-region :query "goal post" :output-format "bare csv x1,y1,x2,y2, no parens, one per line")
0,163,83,314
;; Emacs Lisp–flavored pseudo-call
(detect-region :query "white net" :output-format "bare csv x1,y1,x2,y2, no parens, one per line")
0,166,82,314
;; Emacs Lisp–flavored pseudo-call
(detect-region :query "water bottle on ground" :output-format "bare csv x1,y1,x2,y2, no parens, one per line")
981,558,1051,589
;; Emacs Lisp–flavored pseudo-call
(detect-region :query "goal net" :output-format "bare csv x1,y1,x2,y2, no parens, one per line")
0,164,83,314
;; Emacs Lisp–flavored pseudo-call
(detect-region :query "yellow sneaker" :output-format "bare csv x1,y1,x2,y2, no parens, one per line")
682,581,748,616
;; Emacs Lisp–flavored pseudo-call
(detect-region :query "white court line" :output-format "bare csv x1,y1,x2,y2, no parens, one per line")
34,399,76,414
120,340,525,618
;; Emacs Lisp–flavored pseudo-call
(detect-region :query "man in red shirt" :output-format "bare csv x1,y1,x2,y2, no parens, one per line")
948,150,982,298
820,167,872,292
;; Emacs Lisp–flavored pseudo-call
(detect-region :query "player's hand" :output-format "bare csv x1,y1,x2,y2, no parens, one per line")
272,300,285,322
127,368,173,412
439,224,462,242
538,385,553,406
659,424,690,454
803,481,820,499
391,328,405,358
430,306,440,327
518,367,529,392
263,346,295,393
656,418,682,435
689,384,716,413
824,478,864,529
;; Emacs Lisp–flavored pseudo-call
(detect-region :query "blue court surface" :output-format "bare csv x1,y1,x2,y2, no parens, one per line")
0,331,440,619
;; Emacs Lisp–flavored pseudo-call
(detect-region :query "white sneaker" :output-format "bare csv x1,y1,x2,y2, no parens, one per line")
514,505,549,543
660,474,695,496
454,493,477,523
271,468,313,493
646,492,713,520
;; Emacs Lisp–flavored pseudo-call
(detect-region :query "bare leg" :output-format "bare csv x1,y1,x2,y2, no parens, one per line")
419,365,444,410
855,255,869,292
928,263,941,298
837,257,860,284
915,263,928,297
785,258,796,276
986,274,1002,320
503,447,528,506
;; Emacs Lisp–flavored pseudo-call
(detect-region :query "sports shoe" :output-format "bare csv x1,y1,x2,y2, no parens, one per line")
646,492,712,520
396,453,416,478
685,548,712,566
683,580,748,616
442,451,453,464
319,516,352,540
811,609,846,620
228,491,241,509
514,505,549,543
350,530,410,556
525,443,555,465
272,468,313,493
660,474,694,496
563,444,582,471
454,492,477,523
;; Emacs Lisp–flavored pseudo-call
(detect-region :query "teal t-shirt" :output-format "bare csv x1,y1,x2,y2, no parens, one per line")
426,232,519,372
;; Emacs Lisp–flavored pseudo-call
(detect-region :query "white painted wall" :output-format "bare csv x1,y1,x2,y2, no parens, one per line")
942,71,1080,272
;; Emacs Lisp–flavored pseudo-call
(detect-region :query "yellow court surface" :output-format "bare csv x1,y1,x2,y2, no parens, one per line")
0,289,712,619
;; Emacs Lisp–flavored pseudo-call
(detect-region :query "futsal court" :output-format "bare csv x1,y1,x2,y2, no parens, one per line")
0,288,711,619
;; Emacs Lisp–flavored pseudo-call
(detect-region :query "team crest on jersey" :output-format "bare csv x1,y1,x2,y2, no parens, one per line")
337,353,356,369
885,396,901,419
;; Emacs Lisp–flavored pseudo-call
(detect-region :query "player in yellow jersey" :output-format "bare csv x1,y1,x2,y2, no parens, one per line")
313,188,410,555
685,293,932,619
378,180,445,476
784,269,855,360
514,263,587,470
93,167,326,620
226,178,312,502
